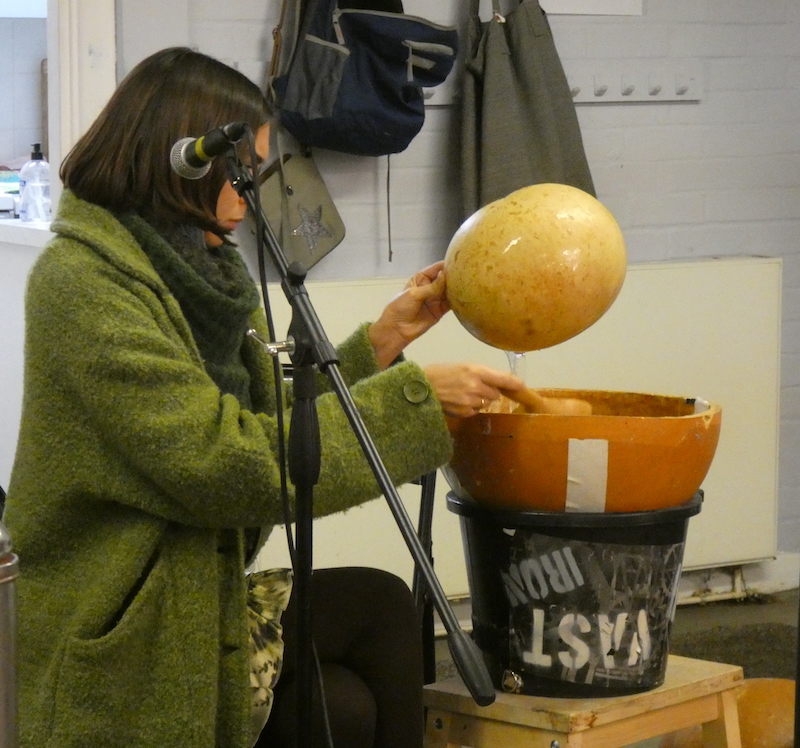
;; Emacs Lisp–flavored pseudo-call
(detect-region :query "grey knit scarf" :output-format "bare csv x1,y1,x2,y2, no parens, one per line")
117,213,261,409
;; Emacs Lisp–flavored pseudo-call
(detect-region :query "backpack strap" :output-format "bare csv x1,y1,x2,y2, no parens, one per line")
472,0,523,21
267,0,292,107
268,0,329,104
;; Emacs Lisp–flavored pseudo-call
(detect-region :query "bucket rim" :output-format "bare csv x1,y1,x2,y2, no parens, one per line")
446,490,703,528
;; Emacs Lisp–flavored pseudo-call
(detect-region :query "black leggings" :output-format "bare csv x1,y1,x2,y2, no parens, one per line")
256,567,424,748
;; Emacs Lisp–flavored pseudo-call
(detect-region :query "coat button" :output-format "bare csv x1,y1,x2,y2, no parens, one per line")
403,380,429,404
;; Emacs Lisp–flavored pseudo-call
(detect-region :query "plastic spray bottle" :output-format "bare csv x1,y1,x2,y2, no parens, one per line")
18,143,51,223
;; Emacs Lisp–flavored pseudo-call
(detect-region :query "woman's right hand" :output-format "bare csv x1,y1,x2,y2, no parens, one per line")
368,262,449,369
423,363,525,419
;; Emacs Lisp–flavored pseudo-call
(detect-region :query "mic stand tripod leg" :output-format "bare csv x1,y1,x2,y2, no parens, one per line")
249,259,325,747
250,307,321,748
286,323,321,748
412,471,437,685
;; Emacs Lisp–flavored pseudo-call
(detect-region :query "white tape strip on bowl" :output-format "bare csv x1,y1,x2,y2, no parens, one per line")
565,438,609,513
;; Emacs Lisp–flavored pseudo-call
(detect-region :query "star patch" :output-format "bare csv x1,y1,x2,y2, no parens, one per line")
292,205,333,251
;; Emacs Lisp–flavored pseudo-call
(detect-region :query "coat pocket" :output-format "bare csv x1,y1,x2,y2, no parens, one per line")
47,554,203,747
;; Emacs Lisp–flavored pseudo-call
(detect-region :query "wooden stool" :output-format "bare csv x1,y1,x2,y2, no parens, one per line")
424,655,743,748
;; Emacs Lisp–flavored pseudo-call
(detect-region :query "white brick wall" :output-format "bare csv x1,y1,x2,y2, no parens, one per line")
118,0,800,553
547,4,800,554
0,18,47,165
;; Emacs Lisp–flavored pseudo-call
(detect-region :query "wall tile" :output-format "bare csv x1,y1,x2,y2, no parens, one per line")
0,128,15,166
709,58,789,91
0,21,14,73
12,19,46,74
669,24,749,58
705,187,800,223
191,21,271,66
191,0,276,22
706,0,788,24
1,18,45,163
12,70,41,126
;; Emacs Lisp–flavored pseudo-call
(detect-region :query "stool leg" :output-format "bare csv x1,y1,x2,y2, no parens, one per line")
702,690,742,748
425,709,459,748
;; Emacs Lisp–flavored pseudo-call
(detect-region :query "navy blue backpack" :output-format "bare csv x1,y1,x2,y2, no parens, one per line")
273,0,459,156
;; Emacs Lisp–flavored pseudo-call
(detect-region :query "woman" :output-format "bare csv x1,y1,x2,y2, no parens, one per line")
4,48,523,748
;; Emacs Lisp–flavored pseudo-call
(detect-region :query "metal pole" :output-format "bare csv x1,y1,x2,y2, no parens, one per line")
0,521,19,748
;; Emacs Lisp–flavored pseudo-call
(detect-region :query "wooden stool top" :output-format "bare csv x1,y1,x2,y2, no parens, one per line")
424,655,744,735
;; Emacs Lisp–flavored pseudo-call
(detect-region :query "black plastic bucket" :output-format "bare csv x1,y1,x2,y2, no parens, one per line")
448,491,702,698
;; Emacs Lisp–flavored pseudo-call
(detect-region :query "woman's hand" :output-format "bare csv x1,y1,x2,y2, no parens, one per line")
423,363,526,419
368,261,450,369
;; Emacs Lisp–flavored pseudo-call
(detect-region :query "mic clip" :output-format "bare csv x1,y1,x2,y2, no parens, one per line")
247,329,296,358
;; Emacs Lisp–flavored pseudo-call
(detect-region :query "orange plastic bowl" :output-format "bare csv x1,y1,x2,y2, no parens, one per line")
444,390,722,513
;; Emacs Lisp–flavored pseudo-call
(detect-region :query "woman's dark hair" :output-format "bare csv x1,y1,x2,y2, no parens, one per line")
60,47,272,237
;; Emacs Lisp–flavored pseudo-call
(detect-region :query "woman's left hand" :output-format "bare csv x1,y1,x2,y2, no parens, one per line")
368,262,450,369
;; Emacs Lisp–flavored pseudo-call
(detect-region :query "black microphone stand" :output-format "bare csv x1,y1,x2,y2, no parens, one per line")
224,156,496,743
284,278,325,748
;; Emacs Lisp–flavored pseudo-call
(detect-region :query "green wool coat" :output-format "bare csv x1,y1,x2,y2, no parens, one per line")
4,190,453,748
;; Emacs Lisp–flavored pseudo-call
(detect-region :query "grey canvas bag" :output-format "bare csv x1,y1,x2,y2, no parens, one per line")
460,0,595,219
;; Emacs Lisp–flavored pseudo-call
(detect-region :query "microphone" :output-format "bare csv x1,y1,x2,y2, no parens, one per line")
170,122,248,179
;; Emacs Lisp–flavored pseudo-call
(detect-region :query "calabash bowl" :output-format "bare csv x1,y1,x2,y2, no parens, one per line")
444,390,722,513
443,183,627,352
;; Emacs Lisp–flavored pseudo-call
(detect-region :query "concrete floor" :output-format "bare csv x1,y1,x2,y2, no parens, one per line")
671,588,799,635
